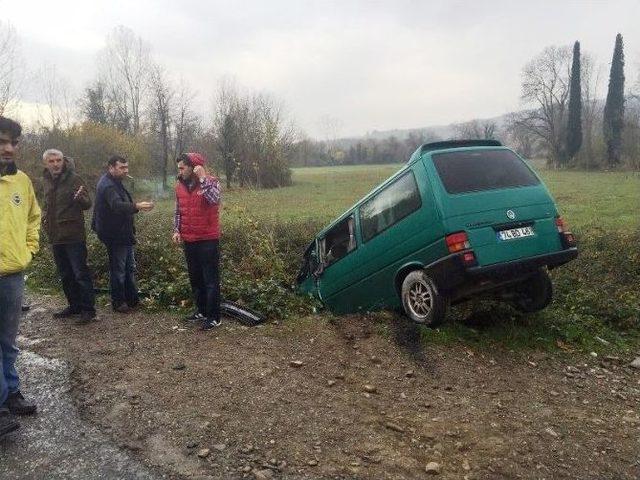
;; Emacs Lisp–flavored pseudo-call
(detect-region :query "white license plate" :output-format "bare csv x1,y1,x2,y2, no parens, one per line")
497,226,534,241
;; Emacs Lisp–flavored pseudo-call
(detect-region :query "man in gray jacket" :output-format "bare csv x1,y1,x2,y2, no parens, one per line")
41,149,96,323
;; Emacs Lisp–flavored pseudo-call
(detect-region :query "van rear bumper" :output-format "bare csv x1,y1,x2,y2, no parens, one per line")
427,247,578,294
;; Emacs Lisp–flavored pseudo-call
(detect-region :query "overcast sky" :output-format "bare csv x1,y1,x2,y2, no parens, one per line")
4,0,639,138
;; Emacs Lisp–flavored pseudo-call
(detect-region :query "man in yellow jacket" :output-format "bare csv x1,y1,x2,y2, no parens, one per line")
0,116,40,437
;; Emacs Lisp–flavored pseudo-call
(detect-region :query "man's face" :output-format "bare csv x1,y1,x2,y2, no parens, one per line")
0,132,18,166
177,160,193,180
109,160,129,179
44,154,65,177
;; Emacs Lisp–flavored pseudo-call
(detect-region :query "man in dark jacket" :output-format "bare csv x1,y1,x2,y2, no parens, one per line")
92,155,153,312
41,149,96,323
172,153,222,330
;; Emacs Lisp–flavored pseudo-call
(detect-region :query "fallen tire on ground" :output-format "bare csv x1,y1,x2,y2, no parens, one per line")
221,301,265,325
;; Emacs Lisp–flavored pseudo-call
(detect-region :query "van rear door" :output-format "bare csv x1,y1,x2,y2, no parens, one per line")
430,149,563,266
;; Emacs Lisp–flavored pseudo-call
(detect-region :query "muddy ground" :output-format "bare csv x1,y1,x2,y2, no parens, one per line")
16,295,640,479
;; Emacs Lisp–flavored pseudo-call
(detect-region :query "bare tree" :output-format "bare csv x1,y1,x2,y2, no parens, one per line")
317,114,343,160
453,119,498,140
98,26,151,134
504,112,537,158
148,63,174,189
212,79,295,188
0,22,22,115
35,63,76,130
580,54,603,169
519,45,572,167
213,78,242,188
172,78,199,158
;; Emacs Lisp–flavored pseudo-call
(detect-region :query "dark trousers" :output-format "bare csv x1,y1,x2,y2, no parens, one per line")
105,243,139,308
52,242,96,312
184,240,221,321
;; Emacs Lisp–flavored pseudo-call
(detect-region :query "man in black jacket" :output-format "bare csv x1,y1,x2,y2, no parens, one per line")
92,155,153,312
41,149,96,323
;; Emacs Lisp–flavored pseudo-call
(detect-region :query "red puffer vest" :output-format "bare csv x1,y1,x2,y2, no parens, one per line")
175,177,220,242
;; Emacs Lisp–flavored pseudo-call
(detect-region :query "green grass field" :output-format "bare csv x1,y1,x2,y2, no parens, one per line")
220,164,639,231
145,163,639,233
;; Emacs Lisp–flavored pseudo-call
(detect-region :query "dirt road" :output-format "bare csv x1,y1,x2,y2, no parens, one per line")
12,295,640,479
0,342,162,479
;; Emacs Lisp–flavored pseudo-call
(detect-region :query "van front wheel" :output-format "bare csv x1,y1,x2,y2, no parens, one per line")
401,271,446,327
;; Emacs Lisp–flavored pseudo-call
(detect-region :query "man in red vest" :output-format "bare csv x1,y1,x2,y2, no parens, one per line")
172,153,222,330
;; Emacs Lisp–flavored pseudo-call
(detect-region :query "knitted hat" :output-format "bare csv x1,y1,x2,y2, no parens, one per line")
185,152,205,167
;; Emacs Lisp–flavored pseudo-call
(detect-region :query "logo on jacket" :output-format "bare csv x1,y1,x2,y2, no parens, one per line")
506,209,515,220
11,192,21,206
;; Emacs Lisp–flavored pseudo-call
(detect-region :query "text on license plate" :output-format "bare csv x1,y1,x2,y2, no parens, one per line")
497,226,534,241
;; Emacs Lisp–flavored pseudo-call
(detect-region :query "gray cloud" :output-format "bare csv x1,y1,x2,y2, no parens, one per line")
6,0,639,137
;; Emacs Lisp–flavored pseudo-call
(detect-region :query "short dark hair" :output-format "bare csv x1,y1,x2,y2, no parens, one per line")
0,116,22,139
108,154,127,167
176,153,192,167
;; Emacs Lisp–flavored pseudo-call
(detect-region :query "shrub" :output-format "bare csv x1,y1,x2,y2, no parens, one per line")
28,215,638,331
28,207,323,320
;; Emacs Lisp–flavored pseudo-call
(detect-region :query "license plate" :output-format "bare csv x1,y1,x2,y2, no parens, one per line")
497,226,534,241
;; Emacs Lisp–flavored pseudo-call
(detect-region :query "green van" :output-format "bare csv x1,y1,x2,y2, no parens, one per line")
296,140,578,326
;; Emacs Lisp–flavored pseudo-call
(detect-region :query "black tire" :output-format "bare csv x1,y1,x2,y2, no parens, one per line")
220,301,265,325
400,270,447,327
512,269,553,313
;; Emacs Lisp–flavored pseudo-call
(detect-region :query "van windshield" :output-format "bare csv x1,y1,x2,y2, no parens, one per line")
432,149,540,194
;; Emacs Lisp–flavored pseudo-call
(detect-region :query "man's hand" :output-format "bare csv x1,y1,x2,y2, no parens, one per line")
193,165,206,180
136,201,154,212
172,232,182,244
72,185,85,200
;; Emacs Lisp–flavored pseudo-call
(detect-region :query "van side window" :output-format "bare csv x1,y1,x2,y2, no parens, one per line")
360,171,422,242
320,216,356,266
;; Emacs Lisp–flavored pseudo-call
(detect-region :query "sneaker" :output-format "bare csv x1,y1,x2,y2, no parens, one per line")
200,318,222,331
184,311,205,323
76,310,97,324
3,391,37,416
0,408,19,437
53,306,80,318
113,303,130,313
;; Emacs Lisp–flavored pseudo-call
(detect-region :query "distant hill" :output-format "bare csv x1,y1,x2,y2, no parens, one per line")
359,112,514,142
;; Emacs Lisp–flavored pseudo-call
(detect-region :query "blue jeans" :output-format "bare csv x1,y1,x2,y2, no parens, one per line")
0,272,24,405
52,242,96,312
105,243,139,308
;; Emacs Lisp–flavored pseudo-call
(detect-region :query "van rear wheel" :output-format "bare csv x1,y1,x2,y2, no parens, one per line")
401,270,446,327
512,269,553,313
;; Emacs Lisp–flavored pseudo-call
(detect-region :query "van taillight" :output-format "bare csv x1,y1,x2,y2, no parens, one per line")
446,232,470,253
555,217,567,233
556,217,576,247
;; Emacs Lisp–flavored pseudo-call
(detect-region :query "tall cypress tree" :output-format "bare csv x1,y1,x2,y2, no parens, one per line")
566,41,582,163
603,33,625,167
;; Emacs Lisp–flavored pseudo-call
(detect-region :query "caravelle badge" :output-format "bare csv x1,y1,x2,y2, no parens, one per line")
506,209,516,220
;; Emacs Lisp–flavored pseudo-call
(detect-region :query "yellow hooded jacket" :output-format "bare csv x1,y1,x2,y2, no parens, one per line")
0,170,41,275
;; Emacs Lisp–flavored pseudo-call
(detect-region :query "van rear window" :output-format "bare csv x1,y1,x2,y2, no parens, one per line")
432,149,539,194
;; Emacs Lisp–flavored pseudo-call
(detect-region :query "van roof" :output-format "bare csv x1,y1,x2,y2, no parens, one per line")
419,139,502,155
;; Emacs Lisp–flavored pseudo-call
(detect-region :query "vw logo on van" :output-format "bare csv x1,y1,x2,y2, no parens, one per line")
506,209,516,220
